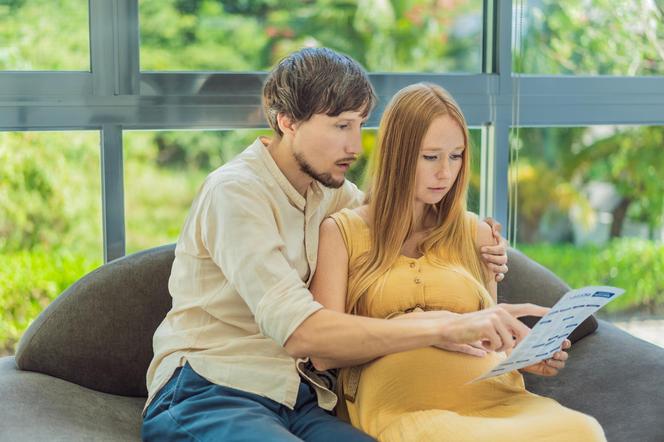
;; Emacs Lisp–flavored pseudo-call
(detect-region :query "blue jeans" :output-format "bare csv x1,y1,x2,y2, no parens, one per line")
142,363,375,441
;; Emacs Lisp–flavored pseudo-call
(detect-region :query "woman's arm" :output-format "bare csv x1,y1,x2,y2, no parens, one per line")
308,217,349,313
476,220,499,302
308,217,379,369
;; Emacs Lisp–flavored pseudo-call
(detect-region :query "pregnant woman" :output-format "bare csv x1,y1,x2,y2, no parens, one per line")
309,83,606,441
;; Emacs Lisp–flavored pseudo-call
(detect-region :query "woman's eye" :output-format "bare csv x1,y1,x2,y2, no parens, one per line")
450,154,463,160
423,155,438,161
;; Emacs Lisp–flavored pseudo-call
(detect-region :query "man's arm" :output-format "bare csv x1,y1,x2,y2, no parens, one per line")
303,217,548,371
203,181,449,356
206,181,546,371
204,180,330,347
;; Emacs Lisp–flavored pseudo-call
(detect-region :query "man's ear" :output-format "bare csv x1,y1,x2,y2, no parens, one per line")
277,113,298,136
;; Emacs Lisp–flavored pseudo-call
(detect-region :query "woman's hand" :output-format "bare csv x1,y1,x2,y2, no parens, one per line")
481,218,508,282
518,339,571,377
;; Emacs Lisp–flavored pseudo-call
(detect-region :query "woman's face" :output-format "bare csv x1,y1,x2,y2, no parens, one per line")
414,114,465,208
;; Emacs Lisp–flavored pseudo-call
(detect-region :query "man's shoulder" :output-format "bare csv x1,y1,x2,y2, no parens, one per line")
320,179,364,211
203,151,266,194
188,169,267,223
206,163,262,189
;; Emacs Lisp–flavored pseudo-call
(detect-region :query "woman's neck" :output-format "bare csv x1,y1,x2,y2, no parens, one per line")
411,202,434,234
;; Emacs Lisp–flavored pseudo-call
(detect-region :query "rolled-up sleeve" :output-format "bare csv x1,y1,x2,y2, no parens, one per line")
201,180,323,347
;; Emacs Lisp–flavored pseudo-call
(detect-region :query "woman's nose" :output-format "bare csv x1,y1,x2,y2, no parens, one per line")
437,161,451,179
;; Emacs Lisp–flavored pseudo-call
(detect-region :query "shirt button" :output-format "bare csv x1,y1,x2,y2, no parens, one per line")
414,277,421,284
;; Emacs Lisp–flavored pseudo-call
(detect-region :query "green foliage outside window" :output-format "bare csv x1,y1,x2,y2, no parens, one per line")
516,0,664,75
139,0,483,72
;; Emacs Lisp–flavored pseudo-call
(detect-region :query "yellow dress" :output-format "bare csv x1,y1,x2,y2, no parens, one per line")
330,208,606,442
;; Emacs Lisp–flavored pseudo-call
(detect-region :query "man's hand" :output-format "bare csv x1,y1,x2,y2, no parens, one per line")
519,339,571,377
482,217,508,282
434,340,488,358
439,303,550,353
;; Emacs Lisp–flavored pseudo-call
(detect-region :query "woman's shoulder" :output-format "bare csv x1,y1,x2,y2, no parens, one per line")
327,206,370,258
330,205,370,228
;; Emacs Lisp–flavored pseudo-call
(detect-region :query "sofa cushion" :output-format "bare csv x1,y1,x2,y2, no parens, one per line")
14,245,175,397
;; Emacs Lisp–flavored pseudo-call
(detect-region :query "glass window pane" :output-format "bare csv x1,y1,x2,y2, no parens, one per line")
123,129,270,254
516,0,664,75
0,0,90,71
511,126,664,347
0,131,102,356
139,0,483,72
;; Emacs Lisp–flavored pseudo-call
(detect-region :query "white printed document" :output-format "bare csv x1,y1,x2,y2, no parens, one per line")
473,286,625,382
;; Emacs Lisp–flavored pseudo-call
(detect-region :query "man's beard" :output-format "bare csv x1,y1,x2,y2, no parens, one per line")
293,151,345,189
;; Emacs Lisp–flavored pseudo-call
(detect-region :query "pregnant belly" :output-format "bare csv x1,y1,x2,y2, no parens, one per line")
355,347,526,413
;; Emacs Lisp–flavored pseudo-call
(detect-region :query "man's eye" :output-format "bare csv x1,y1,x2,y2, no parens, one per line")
337,124,349,129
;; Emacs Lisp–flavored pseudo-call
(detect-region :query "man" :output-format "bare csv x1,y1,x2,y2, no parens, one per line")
142,48,524,441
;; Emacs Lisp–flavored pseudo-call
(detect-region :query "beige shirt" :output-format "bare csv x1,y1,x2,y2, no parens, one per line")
144,138,364,413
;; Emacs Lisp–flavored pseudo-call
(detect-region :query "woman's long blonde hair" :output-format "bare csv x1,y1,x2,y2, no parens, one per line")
346,83,493,314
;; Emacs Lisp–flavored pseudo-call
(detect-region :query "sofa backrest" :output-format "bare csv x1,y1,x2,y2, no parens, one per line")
498,247,597,342
15,244,175,397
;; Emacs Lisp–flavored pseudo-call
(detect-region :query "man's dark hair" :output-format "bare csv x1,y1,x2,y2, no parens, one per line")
262,47,377,136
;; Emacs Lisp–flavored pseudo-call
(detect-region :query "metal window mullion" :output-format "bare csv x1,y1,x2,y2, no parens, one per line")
482,0,497,74
477,0,512,227
483,0,513,228
89,0,115,95
490,119,511,228
479,124,494,220
115,0,140,95
101,124,126,262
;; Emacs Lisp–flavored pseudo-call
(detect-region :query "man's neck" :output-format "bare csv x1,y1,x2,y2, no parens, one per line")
262,136,312,196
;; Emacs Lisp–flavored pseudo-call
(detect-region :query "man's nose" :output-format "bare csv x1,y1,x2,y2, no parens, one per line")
346,128,363,155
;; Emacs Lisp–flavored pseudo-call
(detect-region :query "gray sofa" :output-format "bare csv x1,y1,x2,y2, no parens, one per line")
1,245,662,441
